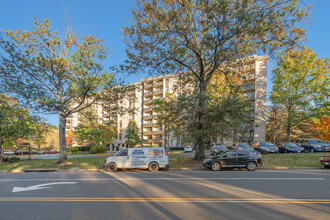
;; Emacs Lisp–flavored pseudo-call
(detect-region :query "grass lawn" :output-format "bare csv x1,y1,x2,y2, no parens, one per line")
0,152,325,172
261,152,325,167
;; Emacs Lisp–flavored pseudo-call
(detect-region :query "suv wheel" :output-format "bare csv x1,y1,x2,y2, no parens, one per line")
310,148,315,153
324,165,330,169
107,163,117,172
148,162,159,172
246,162,256,171
211,162,221,171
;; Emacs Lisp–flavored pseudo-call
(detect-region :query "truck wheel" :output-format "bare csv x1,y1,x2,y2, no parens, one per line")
246,162,256,171
107,163,117,172
309,148,315,153
148,162,159,172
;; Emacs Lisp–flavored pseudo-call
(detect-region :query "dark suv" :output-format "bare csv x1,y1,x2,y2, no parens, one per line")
296,139,330,153
203,150,262,171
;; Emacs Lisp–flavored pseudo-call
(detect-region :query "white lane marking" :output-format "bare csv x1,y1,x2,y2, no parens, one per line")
1,178,325,182
12,182,77,193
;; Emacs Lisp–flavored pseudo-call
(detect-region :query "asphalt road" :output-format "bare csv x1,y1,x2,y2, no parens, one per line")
0,169,329,220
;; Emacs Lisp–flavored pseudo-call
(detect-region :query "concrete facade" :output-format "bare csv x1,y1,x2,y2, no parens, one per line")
66,55,268,148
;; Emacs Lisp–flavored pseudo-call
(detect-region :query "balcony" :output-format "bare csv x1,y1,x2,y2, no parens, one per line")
143,122,153,128
153,130,163,135
144,115,153,120
144,131,153,135
143,139,152,143
144,99,153,105
242,72,255,81
242,62,255,72
243,83,255,91
153,89,163,96
154,81,163,88
144,91,153,97
144,83,154,89
144,107,153,113
152,138,163,143
247,93,255,100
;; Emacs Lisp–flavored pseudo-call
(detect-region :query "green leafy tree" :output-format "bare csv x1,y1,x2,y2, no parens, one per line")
0,18,113,163
271,47,330,142
31,121,55,150
125,120,142,147
74,108,117,147
122,0,310,160
0,94,38,159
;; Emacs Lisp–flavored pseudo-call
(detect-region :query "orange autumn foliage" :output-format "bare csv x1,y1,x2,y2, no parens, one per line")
65,130,75,148
313,116,330,141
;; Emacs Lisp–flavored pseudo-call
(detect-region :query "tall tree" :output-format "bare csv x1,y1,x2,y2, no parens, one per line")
0,94,38,159
0,18,113,163
122,0,310,160
74,108,117,147
271,47,330,142
125,120,142,147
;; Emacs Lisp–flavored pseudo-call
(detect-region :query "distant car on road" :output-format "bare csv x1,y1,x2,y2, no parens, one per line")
210,145,228,156
252,141,279,154
4,150,15,155
320,155,330,169
296,139,330,153
277,142,305,153
236,143,253,151
184,146,193,153
203,150,262,171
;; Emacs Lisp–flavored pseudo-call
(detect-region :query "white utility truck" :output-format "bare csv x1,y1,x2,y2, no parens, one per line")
104,147,169,172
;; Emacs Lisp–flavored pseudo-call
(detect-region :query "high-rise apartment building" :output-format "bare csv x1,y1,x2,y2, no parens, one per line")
66,55,268,149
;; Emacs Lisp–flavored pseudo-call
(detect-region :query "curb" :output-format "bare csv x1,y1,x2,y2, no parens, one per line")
0,167,327,173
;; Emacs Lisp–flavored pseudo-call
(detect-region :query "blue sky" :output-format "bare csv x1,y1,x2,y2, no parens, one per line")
1,0,329,126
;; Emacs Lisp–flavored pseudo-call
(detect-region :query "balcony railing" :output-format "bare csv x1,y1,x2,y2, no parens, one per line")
144,83,154,89
243,83,255,91
242,62,255,72
154,81,163,87
144,99,153,105
144,131,153,135
247,93,255,100
143,107,153,112
143,122,153,127
144,91,153,97
144,115,153,120
153,130,163,135
152,138,163,142
143,139,152,143
153,89,163,95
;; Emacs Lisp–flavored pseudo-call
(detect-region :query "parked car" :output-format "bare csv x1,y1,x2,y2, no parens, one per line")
37,150,45,154
184,146,193,153
236,143,253,151
320,155,330,169
277,142,305,153
296,139,330,153
104,147,169,172
252,141,279,154
203,150,262,171
210,145,228,156
4,150,15,155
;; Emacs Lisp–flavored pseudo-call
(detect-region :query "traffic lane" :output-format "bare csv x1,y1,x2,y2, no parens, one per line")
0,170,329,199
0,171,329,220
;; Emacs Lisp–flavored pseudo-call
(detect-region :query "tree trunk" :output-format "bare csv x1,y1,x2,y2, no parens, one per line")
193,81,207,161
287,123,291,142
57,111,68,163
0,134,4,163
